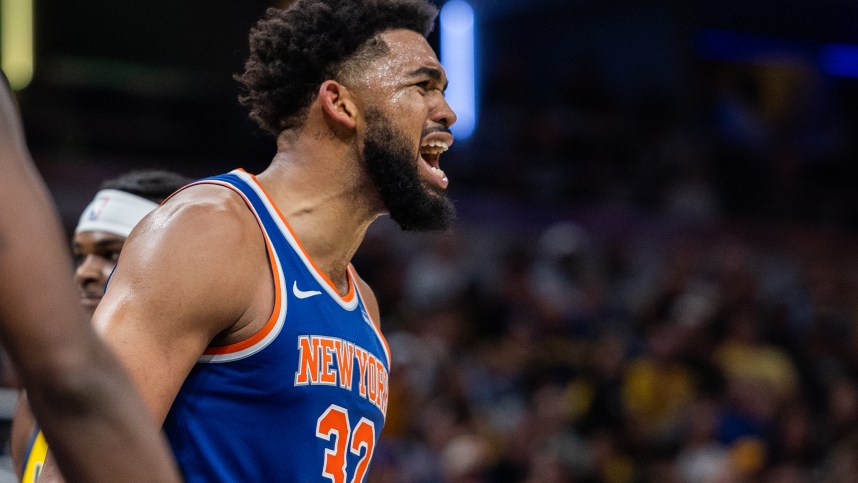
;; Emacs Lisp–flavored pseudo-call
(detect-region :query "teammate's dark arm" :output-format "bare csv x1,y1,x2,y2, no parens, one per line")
0,79,181,482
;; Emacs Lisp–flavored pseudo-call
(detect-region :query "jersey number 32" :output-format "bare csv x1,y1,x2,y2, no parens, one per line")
316,404,377,483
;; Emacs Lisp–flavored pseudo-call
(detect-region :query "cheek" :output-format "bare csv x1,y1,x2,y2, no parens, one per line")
88,257,118,278
103,262,118,277
389,90,431,116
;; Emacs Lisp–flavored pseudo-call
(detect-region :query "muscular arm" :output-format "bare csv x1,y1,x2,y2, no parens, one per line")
0,82,181,482
89,185,269,423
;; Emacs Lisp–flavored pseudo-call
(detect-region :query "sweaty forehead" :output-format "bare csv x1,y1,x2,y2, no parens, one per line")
380,29,438,62
364,29,444,84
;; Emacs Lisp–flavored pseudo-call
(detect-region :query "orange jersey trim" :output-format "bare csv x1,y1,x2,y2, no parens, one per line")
181,179,283,357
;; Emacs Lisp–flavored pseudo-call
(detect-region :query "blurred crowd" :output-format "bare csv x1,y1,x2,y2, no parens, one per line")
354,37,858,483
358,213,858,483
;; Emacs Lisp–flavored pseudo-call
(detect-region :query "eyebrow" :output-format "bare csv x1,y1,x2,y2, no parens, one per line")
408,66,448,92
72,238,126,250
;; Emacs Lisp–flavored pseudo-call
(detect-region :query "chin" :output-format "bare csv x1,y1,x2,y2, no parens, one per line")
80,298,101,320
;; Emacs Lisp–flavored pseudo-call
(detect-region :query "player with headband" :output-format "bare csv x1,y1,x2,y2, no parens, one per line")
74,187,163,316
11,170,192,482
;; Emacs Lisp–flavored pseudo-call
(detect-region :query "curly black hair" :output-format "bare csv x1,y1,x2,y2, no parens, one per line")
235,0,439,135
101,170,193,203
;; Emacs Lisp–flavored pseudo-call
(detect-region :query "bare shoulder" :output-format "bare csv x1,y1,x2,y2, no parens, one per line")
99,182,267,337
352,268,381,328
136,183,262,266
147,183,258,239
92,182,271,423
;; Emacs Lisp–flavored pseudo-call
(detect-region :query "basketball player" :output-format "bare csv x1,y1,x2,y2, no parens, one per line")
11,170,191,482
0,77,181,481
40,0,458,480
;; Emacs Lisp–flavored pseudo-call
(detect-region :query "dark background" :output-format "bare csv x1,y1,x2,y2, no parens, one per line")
9,0,858,232
7,1,858,481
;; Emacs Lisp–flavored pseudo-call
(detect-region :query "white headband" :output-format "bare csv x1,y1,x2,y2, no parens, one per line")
75,189,160,237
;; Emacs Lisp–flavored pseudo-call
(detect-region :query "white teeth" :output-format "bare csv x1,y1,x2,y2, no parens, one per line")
430,166,446,179
420,140,450,153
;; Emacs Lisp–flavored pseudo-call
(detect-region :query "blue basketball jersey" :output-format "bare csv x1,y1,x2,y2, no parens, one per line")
163,169,390,483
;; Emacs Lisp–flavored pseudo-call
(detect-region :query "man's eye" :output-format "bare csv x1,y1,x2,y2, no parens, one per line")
415,81,430,89
107,251,121,263
72,253,85,267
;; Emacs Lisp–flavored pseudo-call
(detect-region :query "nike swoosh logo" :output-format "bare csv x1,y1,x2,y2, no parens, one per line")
293,281,322,299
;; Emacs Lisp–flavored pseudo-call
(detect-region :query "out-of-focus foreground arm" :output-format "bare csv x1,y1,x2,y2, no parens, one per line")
0,80,181,482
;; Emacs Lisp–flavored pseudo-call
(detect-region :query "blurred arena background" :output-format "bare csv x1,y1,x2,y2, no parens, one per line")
4,0,858,481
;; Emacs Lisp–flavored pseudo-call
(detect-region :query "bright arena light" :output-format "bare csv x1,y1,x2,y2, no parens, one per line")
1,0,34,90
820,44,858,79
440,0,477,140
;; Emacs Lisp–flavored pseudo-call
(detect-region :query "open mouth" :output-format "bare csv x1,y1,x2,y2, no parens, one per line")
419,134,453,188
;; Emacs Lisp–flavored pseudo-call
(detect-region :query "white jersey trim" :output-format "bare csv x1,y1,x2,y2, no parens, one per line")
235,170,360,312
196,178,289,363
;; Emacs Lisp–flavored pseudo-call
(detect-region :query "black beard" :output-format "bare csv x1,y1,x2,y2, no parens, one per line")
362,109,455,231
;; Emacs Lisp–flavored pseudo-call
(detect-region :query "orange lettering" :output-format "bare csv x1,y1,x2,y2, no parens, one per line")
319,337,337,385
336,341,355,390
355,347,369,398
366,353,378,403
295,336,320,385
375,359,387,412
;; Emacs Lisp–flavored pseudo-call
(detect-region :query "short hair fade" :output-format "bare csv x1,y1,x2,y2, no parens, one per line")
100,170,193,204
235,0,439,135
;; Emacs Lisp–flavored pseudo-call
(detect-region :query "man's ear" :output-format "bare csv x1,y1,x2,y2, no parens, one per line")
319,80,357,130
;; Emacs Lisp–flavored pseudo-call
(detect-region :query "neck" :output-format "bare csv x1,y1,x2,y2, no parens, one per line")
254,130,382,294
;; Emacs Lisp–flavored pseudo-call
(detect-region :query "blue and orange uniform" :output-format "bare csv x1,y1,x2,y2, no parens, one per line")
162,169,391,482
